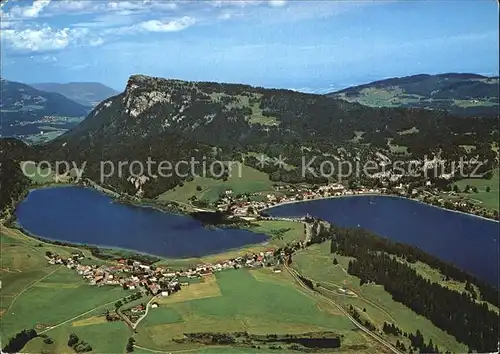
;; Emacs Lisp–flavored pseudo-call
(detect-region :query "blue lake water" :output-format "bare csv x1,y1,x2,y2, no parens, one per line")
15,187,269,258
267,196,499,286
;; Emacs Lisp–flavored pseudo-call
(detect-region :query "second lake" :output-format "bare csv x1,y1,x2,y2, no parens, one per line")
267,195,499,287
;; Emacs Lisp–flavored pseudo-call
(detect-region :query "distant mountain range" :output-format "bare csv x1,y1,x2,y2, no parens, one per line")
30,82,119,107
0,79,90,124
0,79,119,141
328,73,499,117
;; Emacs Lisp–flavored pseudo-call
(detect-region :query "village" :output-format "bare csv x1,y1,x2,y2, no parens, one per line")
215,183,384,216
46,248,285,292
45,247,288,326
211,180,498,221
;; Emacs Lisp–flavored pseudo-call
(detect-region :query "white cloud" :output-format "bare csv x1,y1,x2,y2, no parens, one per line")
1,0,388,55
13,0,178,18
1,26,101,52
8,0,51,19
46,0,99,13
139,16,196,32
2,27,72,51
268,0,287,8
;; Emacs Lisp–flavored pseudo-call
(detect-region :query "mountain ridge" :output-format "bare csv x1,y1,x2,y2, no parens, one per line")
328,73,499,117
30,82,119,107
44,74,498,198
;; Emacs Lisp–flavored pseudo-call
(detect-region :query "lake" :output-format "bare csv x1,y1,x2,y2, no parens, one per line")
15,187,268,259
267,195,499,286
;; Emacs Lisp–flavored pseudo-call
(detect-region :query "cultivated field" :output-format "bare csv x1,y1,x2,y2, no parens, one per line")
157,274,221,304
292,242,468,353
0,226,132,353
134,268,370,352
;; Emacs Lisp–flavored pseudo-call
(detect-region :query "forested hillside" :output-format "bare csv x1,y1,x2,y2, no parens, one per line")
1,74,497,199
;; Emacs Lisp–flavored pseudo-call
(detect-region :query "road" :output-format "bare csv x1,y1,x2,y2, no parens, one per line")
132,295,159,329
284,265,403,354
260,216,304,222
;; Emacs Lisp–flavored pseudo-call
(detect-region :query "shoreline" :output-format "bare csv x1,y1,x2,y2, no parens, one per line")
21,183,499,223
5,221,273,267
6,222,162,264
262,193,500,223
10,186,497,267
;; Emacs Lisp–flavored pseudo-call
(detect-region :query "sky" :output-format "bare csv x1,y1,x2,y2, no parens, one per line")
1,0,499,92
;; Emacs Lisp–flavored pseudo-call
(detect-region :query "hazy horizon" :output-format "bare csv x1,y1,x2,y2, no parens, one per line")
1,69,497,95
1,0,499,92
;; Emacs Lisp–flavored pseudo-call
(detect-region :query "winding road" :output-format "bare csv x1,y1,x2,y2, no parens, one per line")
132,295,159,329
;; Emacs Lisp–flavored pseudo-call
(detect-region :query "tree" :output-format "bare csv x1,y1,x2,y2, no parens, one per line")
44,337,53,344
486,186,491,192
333,257,338,265
126,337,135,352
68,333,79,347
453,185,460,193
472,186,478,193
2,329,38,353
196,185,202,191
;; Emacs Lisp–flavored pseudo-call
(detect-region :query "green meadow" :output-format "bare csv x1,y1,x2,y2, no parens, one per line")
1,266,128,340
244,220,305,247
24,312,131,354
452,168,500,210
158,164,276,205
0,226,131,352
292,242,468,353
134,268,366,352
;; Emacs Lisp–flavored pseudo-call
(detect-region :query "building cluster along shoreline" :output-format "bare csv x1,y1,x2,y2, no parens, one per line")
212,182,499,222
46,248,284,292
69,174,499,222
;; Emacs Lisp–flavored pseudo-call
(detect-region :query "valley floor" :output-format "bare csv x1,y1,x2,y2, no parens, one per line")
2,220,495,353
